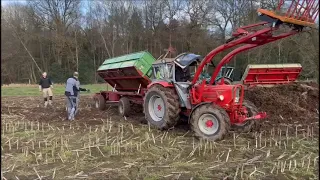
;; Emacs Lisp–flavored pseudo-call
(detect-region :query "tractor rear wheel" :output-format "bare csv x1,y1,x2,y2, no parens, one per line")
119,97,131,117
143,85,180,129
94,94,106,111
231,100,258,132
190,104,230,141
215,77,232,85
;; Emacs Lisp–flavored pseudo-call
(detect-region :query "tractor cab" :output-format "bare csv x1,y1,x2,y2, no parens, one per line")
151,52,203,83
174,53,202,82
150,52,203,109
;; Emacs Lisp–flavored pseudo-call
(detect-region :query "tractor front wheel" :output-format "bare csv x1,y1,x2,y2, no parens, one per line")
190,104,230,141
119,97,131,117
143,86,180,129
93,94,106,111
231,100,258,132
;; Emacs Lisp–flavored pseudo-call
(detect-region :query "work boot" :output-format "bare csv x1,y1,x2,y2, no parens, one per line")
44,101,48,108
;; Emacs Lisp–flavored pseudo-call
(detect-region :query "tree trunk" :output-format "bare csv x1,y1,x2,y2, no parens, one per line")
75,30,79,71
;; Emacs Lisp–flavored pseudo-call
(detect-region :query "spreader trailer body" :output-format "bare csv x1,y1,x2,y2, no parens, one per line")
93,51,155,116
94,0,317,141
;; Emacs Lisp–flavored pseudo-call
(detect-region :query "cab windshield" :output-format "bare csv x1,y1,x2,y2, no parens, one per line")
153,63,173,80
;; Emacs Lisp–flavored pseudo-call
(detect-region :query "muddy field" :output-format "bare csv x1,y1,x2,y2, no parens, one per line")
1,82,319,179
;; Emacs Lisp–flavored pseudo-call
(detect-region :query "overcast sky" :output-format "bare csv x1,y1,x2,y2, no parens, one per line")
1,0,27,6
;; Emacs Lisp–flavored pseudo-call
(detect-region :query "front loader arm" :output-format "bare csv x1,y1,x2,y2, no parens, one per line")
191,22,273,85
209,30,298,84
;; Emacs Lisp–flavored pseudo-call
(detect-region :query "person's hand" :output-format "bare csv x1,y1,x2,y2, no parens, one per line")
50,85,54,89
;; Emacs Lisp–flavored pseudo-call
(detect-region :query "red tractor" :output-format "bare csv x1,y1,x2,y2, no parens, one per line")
94,1,318,141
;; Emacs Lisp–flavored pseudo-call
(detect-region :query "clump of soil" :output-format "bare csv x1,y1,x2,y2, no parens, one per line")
245,82,319,127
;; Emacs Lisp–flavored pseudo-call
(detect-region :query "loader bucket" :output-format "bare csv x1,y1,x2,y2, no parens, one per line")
241,64,302,86
257,0,319,28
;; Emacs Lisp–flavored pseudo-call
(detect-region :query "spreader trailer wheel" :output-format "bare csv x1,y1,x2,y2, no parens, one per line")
190,104,230,141
119,97,131,117
93,94,106,111
231,100,258,133
143,85,180,130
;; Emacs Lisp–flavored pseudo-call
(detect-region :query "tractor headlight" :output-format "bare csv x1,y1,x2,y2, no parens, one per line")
234,87,241,103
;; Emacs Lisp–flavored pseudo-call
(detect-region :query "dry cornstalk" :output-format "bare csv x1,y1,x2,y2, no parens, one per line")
276,161,280,174
151,133,156,144
96,145,106,157
270,162,276,174
288,160,292,171
33,167,42,180
57,153,64,163
307,156,311,171
16,139,19,150
52,168,56,179
314,156,319,167
203,141,208,156
187,145,198,158
8,139,11,150
255,132,258,148
233,133,236,148
280,160,286,173
108,124,113,133
233,166,239,180
131,124,134,133
240,165,244,178
249,166,257,177
225,148,231,162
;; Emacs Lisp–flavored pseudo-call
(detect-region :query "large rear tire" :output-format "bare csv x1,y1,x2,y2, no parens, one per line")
143,85,180,129
215,77,232,85
231,100,258,132
119,97,131,117
93,94,106,111
190,104,230,141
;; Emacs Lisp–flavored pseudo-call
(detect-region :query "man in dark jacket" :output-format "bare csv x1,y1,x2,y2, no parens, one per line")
65,72,89,121
39,72,53,108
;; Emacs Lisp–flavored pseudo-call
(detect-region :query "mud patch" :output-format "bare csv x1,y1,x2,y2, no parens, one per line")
245,82,319,131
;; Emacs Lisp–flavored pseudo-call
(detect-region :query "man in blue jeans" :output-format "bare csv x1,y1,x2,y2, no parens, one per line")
64,72,90,121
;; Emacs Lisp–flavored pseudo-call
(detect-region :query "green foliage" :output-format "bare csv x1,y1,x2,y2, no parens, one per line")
49,62,67,84
78,54,95,84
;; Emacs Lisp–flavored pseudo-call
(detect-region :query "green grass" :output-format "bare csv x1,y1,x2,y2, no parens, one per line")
1,84,111,96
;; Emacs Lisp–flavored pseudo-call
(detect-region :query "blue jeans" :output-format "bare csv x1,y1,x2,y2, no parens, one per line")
66,96,78,120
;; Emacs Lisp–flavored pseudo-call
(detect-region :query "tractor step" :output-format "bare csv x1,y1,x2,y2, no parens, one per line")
241,63,302,86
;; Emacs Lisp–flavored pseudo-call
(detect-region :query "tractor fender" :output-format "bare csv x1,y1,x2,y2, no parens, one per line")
188,102,213,123
147,81,174,89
